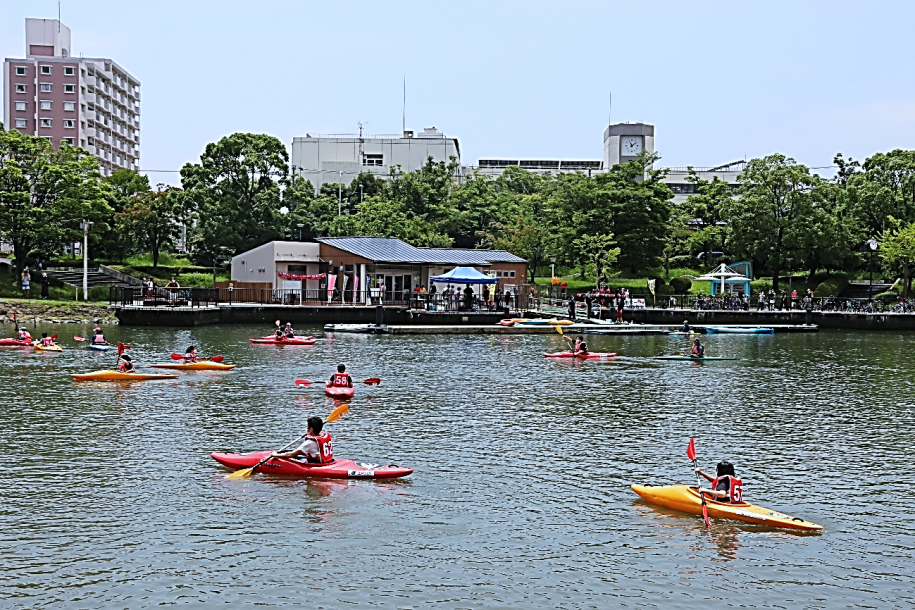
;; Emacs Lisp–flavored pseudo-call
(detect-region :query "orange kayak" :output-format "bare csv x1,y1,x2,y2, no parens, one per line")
631,484,822,531
148,362,236,371
72,370,180,381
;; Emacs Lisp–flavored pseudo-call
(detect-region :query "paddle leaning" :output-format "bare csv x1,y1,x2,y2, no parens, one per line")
687,437,712,528
226,404,350,479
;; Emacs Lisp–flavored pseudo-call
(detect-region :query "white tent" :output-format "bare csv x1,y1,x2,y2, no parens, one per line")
695,263,751,295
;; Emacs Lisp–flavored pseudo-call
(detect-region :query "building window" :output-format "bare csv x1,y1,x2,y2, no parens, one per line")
64,119,75,128
363,153,384,167
40,119,52,127
64,102,76,111
40,101,52,110
16,84,27,93
64,84,75,93
87,137,95,145
64,66,75,76
15,102,27,111
15,119,27,128
62,137,75,146
40,83,52,92
40,65,52,75
15,66,27,76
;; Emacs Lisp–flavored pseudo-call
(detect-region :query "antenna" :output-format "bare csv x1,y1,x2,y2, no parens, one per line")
402,77,406,135
608,91,612,126
58,2,61,30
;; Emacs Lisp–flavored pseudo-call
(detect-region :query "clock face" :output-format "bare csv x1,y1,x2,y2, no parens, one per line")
621,136,643,156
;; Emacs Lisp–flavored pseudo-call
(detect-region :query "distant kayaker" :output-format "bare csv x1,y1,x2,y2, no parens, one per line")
91,327,107,344
118,354,137,373
691,338,705,358
271,416,334,464
283,322,296,339
38,332,54,347
17,326,32,341
183,345,199,363
680,320,691,333
274,325,285,340
329,364,354,388
695,461,743,503
563,334,588,355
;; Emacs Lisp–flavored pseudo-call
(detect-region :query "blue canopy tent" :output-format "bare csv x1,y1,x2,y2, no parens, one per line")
429,266,499,284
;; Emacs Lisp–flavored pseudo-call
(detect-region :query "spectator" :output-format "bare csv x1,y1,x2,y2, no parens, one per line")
34,257,42,273
40,273,50,299
166,276,180,305
21,268,31,299
585,294,593,319
791,288,798,308
757,291,766,311
567,297,577,321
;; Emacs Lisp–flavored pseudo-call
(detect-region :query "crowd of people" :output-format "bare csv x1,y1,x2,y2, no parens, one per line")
564,287,633,323
413,284,518,312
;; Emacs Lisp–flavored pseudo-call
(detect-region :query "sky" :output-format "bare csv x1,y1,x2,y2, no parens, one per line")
3,0,915,185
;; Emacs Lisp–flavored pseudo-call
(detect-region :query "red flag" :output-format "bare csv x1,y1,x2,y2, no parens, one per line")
687,437,696,462
117,342,130,355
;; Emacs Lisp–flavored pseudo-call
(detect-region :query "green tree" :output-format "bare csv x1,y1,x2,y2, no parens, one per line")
115,185,181,267
573,233,620,288
880,217,915,298
97,168,150,260
0,128,111,275
845,149,915,240
180,133,287,257
683,169,731,266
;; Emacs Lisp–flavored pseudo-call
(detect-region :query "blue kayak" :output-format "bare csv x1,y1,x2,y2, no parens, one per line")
89,344,111,351
705,326,774,334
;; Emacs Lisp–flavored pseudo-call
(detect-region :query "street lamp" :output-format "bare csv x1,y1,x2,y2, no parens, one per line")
867,239,878,302
550,257,556,298
338,170,343,213
213,246,228,287
80,220,93,300
360,183,364,203
297,223,304,241
786,257,793,305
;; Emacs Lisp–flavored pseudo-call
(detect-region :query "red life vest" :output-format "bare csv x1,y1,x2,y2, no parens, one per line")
41,338,53,346
184,353,197,362
18,330,31,340
308,432,333,463
118,361,135,373
712,475,743,503
332,373,352,387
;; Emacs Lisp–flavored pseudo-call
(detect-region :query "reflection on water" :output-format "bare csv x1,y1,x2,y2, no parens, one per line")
1,325,914,608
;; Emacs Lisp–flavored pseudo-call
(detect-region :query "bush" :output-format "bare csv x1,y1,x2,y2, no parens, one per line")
655,284,673,295
814,278,847,297
874,290,899,305
670,276,692,294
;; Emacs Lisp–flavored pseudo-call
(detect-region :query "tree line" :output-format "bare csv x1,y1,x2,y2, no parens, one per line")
3,125,915,294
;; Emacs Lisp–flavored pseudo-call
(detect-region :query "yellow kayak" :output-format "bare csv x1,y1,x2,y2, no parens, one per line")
72,370,180,381
148,361,236,371
631,484,822,531
547,319,575,326
34,343,63,351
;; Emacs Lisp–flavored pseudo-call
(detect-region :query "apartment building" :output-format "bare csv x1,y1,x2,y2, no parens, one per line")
3,18,141,176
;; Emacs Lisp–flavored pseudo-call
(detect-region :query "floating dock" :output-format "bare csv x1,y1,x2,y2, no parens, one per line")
381,323,818,335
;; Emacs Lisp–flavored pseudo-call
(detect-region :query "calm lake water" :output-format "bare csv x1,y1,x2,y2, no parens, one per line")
1,324,913,608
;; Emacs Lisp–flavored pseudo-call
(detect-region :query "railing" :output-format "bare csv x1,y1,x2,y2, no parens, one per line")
110,286,220,308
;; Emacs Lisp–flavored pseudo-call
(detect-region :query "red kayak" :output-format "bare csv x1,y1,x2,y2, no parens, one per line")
250,335,315,345
544,351,617,360
211,451,412,479
325,384,356,399
0,338,33,347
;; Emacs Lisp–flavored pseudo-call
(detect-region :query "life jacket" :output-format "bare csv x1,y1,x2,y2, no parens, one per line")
332,372,352,387
118,361,135,373
692,344,705,357
41,337,53,346
92,335,106,344
275,329,284,339
574,339,582,351
184,352,198,362
18,330,31,340
284,329,295,338
307,432,333,463
712,475,743,503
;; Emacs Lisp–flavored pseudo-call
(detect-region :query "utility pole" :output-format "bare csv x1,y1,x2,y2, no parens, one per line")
81,220,92,300
338,170,343,215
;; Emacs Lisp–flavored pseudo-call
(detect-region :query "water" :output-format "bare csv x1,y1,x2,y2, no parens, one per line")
1,325,913,608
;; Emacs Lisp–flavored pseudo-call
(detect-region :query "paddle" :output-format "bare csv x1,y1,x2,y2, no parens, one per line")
226,404,349,479
170,353,225,362
74,336,86,342
295,377,381,387
687,437,712,528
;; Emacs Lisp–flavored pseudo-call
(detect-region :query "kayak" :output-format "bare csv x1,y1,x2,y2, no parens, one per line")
34,343,63,351
89,343,111,351
544,351,617,360
515,319,550,325
499,319,516,326
212,451,413,479
148,361,236,371
705,326,774,334
325,384,356,399
547,319,575,326
72,370,180,381
250,336,316,345
323,324,387,333
668,331,701,336
631,484,822,531
0,338,33,347
654,355,737,361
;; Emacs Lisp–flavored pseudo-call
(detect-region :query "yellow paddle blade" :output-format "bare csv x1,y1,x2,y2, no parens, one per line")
556,325,563,335
327,404,349,422
227,466,255,479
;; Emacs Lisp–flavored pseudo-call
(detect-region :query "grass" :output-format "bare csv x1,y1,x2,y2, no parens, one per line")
125,253,195,267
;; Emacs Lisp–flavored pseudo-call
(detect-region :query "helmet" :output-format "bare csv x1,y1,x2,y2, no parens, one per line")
285,322,292,327
93,327,101,333
20,326,27,331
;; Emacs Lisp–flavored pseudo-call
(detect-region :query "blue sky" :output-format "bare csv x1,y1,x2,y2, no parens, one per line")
3,0,914,184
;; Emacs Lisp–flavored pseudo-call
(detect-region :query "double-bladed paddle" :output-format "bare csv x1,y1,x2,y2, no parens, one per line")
169,353,225,362
226,403,349,479
294,377,380,387
687,437,712,528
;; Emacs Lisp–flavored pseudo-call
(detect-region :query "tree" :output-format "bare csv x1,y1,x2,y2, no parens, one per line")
116,185,181,267
573,233,620,288
683,169,731,267
97,169,150,260
880,217,915,299
845,149,915,240
181,133,287,257
722,154,821,290
0,127,111,275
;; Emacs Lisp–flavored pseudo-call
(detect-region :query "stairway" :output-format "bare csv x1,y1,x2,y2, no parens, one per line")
47,268,134,288
838,281,894,299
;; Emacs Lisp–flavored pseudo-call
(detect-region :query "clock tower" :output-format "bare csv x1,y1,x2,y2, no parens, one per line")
603,122,655,168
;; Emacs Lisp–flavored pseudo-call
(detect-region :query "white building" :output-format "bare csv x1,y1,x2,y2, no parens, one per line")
230,241,321,290
3,18,141,176
290,127,460,191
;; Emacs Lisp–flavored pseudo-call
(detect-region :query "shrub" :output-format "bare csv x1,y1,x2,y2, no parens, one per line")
670,276,692,293
874,290,899,305
655,284,673,295
814,278,847,297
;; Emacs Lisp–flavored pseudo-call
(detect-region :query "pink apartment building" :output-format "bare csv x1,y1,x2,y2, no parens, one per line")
3,18,140,176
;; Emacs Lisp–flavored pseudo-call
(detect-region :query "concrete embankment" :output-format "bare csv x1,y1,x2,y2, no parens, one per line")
0,299,118,325
625,308,915,330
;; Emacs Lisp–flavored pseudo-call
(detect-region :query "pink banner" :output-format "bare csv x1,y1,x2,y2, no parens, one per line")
327,275,336,300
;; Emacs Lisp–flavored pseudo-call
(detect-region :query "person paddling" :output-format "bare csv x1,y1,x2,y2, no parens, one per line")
283,322,296,339
563,334,589,356
690,338,705,359
117,353,137,373
695,461,743,503
183,345,199,363
17,326,32,341
274,324,285,340
680,320,691,333
271,416,334,464
328,364,354,389
38,332,55,347
91,327,108,345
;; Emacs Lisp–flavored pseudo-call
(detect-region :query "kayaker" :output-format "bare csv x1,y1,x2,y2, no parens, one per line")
695,461,743,503
564,334,588,355
691,338,705,358
283,322,296,339
91,327,107,344
118,354,137,373
17,326,32,341
183,345,199,363
329,364,354,388
274,325,285,340
38,332,54,347
680,320,691,333
271,416,334,464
